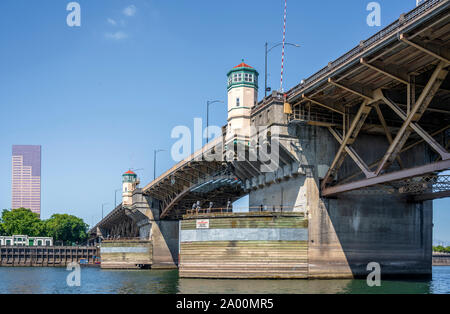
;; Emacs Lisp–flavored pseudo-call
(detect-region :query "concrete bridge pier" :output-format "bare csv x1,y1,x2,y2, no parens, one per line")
131,189,179,269
249,125,433,279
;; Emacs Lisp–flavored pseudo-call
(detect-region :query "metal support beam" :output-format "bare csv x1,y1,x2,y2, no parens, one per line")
328,78,374,101
360,58,409,85
413,190,450,202
376,61,449,174
322,100,373,189
400,34,450,64
374,103,404,168
407,75,415,115
328,127,375,178
322,159,450,197
302,94,345,115
380,91,450,161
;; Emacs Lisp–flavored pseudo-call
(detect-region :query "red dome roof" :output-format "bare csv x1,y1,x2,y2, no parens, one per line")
124,170,136,175
233,62,253,69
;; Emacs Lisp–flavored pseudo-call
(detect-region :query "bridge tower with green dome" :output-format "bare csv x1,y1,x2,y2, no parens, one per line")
122,170,139,206
225,61,259,146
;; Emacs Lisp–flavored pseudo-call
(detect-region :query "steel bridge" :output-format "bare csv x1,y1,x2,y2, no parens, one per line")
92,0,450,236
287,0,449,199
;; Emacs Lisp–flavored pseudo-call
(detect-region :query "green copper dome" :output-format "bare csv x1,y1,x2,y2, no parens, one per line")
227,61,259,91
122,170,137,183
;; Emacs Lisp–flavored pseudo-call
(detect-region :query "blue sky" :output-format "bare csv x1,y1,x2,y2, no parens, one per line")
0,0,448,243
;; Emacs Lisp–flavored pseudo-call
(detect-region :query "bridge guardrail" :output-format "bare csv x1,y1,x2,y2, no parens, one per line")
185,205,307,217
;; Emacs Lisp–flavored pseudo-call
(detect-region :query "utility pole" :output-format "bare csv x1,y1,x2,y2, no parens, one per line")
265,42,300,97
206,100,224,144
114,189,121,208
154,149,166,180
101,203,109,220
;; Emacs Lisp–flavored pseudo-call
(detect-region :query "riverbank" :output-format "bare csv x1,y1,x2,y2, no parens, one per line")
433,253,450,266
0,246,98,267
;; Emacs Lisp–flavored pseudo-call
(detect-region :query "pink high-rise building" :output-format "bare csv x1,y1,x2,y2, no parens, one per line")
12,145,41,217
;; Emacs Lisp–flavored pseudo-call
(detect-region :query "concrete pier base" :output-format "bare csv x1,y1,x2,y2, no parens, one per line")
132,190,179,269
247,125,433,279
308,195,432,279
100,240,152,269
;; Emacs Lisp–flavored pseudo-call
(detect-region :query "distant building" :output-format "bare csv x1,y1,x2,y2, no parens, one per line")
0,235,53,247
12,145,41,217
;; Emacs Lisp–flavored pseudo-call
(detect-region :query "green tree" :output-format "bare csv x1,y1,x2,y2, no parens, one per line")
0,211,4,235
1,208,45,236
433,246,450,253
44,214,88,245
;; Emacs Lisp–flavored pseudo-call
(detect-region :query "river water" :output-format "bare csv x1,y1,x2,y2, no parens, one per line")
0,266,448,294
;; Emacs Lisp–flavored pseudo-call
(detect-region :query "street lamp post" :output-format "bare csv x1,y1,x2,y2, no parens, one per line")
114,189,121,208
265,42,300,97
206,100,224,144
101,203,109,220
154,149,166,180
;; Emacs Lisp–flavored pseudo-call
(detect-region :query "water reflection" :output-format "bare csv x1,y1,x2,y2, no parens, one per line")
0,267,448,294
177,278,353,294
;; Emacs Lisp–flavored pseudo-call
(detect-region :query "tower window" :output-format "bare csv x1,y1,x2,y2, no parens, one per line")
236,98,240,107
237,73,242,82
244,73,254,83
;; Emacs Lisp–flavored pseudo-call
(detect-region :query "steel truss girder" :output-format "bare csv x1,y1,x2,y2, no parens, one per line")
380,92,450,161
360,58,409,85
328,78,374,101
339,125,449,184
413,191,450,202
400,34,450,65
328,127,375,178
322,159,450,197
374,103,404,168
321,61,448,195
302,94,345,114
375,61,449,174
321,100,374,189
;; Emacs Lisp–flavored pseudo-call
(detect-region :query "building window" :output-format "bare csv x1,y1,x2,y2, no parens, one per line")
243,73,254,83
237,73,242,82
236,98,240,107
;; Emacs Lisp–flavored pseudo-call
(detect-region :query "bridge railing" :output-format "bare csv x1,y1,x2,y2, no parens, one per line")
101,237,144,242
185,205,306,216
396,175,450,194
288,103,344,126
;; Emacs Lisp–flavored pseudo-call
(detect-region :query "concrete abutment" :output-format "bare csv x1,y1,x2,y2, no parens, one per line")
131,189,179,269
